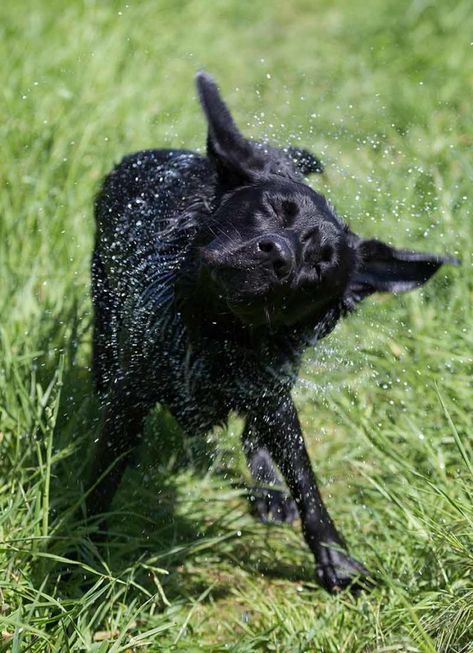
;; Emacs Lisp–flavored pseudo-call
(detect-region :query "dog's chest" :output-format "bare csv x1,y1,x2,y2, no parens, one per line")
144,312,303,432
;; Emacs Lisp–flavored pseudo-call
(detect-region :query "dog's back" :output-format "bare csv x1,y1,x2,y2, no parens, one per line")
94,149,212,286
92,150,210,398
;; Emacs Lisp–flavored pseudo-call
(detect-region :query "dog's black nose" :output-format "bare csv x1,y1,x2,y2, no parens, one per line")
257,236,293,280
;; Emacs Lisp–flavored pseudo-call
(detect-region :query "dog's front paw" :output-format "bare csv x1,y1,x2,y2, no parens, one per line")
249,487,299,524
315,544,372,594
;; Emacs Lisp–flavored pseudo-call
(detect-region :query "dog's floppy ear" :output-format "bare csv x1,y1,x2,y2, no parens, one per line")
196,71,266,190
285,147,324,176
345,236,459,306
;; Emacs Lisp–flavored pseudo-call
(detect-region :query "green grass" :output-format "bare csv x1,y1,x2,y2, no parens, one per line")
1,0,472,650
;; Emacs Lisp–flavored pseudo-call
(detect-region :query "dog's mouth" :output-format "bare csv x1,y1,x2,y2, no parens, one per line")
226,299,291,328
215,276,335,328
198,236,354,328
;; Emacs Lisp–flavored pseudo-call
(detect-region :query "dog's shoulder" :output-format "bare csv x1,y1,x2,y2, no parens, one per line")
94,148,215,276
96,149,211,214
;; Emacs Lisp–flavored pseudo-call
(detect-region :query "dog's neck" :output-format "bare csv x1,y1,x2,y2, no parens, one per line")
175,260,342,358
175,265,259,346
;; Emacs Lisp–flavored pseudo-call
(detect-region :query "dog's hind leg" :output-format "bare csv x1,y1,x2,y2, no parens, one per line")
85,381,151,526
242,422,298,524
91,251,120,396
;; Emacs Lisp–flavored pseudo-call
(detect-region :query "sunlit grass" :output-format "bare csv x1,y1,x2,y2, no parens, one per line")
0,0,472,650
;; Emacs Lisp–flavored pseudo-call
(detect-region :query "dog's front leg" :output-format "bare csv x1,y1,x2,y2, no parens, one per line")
245,393,371,593
242,424,298,524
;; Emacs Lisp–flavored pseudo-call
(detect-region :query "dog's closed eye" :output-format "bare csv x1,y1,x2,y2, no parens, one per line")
281,200,299,224
301,227,320,244
320,245,334,263
266,198,299,227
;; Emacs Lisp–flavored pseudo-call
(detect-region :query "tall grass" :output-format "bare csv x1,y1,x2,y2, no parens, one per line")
0,0,472,650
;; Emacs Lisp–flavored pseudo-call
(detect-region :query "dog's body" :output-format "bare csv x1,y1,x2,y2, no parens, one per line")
88,73,457,593
93,148,334,430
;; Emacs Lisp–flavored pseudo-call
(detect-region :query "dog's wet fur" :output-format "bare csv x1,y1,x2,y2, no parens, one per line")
88,72,458,593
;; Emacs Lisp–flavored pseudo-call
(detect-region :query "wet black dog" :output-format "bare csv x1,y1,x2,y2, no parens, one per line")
88,72,457,593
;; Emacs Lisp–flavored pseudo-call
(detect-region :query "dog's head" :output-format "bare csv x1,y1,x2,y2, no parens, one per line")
195,72,458,329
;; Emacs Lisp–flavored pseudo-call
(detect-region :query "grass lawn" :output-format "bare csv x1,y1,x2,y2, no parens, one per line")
1,0,472,650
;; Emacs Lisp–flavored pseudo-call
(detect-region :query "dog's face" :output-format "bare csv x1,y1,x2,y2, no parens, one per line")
200,180,356,326
194,72,458,329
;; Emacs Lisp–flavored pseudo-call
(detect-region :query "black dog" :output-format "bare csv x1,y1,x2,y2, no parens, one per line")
88,72,457,593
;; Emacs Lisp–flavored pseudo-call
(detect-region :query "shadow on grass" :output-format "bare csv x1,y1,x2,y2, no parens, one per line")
29,322,314,609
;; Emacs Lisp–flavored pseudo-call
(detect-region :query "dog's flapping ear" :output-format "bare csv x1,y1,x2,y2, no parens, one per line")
196,72,266,190
285,147,324,176
345,236,459,307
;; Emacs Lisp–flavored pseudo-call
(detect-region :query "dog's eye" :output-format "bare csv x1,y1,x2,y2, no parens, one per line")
281,200,298,222
301,227,319,243
267,199,299,227
320,245,333,263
